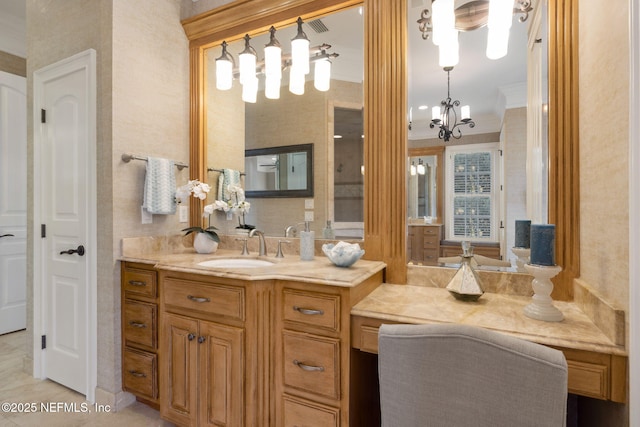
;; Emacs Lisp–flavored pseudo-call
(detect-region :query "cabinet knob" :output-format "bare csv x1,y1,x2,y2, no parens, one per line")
188,333,196,341
198,336,206,344
187,295,210,303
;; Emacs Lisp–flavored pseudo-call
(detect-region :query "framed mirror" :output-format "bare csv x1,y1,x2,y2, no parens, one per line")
183,0,579,296
244,143,313,198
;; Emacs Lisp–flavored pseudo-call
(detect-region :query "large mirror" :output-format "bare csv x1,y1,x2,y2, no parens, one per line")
184,0,579,296
204,6,364,237
405,0,548,268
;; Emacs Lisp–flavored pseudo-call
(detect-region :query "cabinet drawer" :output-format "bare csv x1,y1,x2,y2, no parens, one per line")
422,226,440,237
123,267,157,299
423,249,439,264
123,348,157,401
283,395,339,427
283,331,340,400
123,299,157,350
423,237,439,248
283,290,339,332
164,278,244,321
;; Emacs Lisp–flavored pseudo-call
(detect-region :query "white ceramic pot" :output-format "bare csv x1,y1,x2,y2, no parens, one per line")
193,232,218,254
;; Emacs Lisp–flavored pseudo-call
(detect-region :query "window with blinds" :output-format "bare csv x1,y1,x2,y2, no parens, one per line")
446,145,500,242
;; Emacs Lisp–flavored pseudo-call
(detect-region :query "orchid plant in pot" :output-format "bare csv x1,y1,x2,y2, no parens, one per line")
209,184,254,231
175,180,220,254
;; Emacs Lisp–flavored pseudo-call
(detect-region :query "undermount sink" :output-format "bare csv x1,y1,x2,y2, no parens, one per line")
197,258,276,269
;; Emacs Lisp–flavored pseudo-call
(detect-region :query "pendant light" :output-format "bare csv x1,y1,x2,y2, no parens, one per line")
215,41,234,91
239,34,257,85
291,17,310,75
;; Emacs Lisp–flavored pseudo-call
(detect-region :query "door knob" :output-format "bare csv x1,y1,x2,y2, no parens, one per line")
60,245,85,256
0,234,14,238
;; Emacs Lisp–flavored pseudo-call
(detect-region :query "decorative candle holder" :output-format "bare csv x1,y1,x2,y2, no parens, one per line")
511,247,531,272
523,264,563,322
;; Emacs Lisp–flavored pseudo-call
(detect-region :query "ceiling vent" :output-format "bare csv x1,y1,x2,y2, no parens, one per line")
308,19,329,33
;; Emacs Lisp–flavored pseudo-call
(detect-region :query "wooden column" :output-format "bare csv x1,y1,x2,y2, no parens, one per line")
363,0,407,284
548,0,579,300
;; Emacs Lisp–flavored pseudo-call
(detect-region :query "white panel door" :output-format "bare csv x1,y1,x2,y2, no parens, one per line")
35,50,96,397
0,71,27,335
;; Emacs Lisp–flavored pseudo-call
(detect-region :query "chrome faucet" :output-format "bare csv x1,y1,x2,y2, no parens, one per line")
249,229,267,256
284,224,297,238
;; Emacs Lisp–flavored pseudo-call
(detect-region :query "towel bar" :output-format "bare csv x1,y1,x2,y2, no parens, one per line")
207,167,246,176
121,153,188,171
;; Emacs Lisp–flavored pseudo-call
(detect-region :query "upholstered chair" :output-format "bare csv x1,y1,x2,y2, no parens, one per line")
378,323,568,427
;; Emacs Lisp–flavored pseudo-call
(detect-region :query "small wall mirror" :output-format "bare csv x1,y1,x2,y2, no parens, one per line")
245,143,313,197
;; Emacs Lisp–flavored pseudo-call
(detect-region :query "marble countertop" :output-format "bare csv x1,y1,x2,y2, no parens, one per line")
121,248,386,288
351,284,627,356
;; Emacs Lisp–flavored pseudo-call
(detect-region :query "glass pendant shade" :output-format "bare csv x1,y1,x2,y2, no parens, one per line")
239,34,257,85
265,75,281,99
488,0,515,30
486,26,510,59
264,26,282,78
216,58,233,90
410,163,417,176
215,41,233,91
313,58,331,92
438,30,459,67
417,161,426,175
289,68,305,95
432,0,455,46
242,76,258,103
432,106,441,121
291,18,310,75
461,105,471,120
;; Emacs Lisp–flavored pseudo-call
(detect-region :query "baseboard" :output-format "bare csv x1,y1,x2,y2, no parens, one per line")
94,387,136,412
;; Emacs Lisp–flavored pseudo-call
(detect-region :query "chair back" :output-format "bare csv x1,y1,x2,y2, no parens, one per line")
378,323,568,427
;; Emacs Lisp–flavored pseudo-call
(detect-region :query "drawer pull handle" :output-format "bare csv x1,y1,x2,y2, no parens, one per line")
187,295,210,303
128,321,146,328
188,333,196,341
293,306,324,316
128,280,146,287
128,370,146,378
293,359,324,372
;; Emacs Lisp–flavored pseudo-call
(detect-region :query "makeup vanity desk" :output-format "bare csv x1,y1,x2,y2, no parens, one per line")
350,284,627,407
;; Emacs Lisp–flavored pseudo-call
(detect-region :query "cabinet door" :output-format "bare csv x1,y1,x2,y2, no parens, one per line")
198,321,244,427
161,313,198,427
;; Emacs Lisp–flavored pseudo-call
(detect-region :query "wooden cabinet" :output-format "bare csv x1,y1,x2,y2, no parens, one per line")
121,262,160,406
159,270,270,427
162,312,244,427
407,225,442,265
276,272,382,426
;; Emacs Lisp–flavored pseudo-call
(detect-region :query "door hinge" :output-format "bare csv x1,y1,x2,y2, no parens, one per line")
41,335,46,349
41,224,46,238
41,109,46,124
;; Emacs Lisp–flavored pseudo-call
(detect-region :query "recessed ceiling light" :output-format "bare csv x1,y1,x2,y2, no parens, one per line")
418,105,428,110
334,135,343,139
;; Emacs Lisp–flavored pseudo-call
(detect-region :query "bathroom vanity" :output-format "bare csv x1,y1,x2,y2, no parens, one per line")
120,246,384,426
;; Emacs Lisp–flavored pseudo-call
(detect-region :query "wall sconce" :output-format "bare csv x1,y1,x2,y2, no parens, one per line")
417,159,426,175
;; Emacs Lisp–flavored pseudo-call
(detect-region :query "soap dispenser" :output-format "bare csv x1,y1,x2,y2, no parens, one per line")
322,220,335,239
300,221,315,261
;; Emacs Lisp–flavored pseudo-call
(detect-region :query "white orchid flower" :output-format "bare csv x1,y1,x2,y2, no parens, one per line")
203,203,216,215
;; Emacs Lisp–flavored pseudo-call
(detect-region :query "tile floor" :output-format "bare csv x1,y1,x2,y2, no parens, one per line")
0,330,174,427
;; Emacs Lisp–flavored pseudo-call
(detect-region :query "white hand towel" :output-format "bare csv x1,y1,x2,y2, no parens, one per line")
143,157,177,215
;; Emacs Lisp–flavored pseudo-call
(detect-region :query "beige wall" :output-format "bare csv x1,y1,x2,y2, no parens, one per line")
0,50,26,77
579,0,629,312
27,0,189,405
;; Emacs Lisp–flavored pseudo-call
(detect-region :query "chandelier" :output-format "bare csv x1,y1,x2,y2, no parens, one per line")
215,18,339,103
430,66,475,142
417,0,533,66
